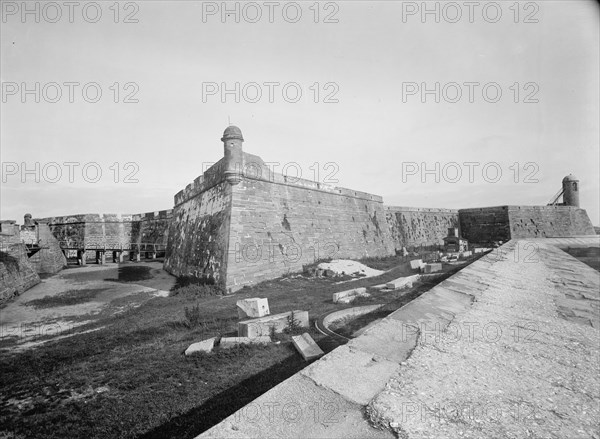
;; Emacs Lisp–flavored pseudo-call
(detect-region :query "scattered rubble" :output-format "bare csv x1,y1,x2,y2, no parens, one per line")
386,274,420,290
238,310,309,338
333,287,370,304
185,337,216,355
236,297,270,319
317,259,384,279
292,332,324,361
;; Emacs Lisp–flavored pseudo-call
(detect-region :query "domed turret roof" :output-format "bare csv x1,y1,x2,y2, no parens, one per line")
563,174,578,182
221,126,244,142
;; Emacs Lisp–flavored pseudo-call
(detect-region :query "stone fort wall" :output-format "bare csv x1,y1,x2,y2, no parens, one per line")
224,154,394,291
0,222,40,304
163,151,394,291
39,210,172,260
3,127,596,298
163,160,232,286
385,206,459,251
459,205,596,243
20,223,66,274
163,126,597,291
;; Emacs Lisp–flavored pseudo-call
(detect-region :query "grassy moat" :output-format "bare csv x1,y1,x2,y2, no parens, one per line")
0,253,483,439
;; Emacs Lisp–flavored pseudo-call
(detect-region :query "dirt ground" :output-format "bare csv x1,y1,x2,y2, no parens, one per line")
0,260,175,351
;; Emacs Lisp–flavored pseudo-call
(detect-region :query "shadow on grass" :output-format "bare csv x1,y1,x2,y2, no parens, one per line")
24,288,108,309
139,350,313,439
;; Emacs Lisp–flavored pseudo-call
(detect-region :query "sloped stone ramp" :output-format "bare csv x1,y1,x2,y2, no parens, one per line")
199,237,599,439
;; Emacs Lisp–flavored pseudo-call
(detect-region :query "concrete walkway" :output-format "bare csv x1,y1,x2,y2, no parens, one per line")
200,237,599,439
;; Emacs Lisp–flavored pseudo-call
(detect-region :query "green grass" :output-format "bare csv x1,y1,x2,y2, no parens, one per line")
23,289,108,309
169,283,224,299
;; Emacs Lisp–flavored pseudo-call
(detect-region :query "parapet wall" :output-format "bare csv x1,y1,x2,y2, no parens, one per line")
385,206,459,251
459,205,596,243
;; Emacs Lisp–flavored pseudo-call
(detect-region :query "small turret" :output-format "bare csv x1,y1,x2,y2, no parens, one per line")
562,174,580,207
221,126,244,185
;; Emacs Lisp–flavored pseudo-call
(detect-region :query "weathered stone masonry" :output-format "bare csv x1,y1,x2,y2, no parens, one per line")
0,221,40,304
163,127,394,291
226,155,395,290
385,206,459,250
459,205,595,243
39,211,172,261
163,162,232,286
163,126,597,292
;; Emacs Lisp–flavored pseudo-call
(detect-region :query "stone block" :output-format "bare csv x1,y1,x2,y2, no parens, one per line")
424,263,443,273
461,250,472,258
237,297,270,319
185,337,216,355
337,293,371,304
386,274,420,290
332,287,368,303
220,336,271,348
292,333,324,361
238,310,309,338
409,259,424,270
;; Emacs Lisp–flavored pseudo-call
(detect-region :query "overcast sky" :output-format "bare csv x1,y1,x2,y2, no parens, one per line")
1,0,599,224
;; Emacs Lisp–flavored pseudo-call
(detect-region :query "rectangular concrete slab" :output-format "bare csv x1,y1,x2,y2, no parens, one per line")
423,263,442,273
386,274,420,290
347,318,419,363
300,345,400,406
238,310,309,338
292,332,324,361
409,259,424,270
197,374,394,439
